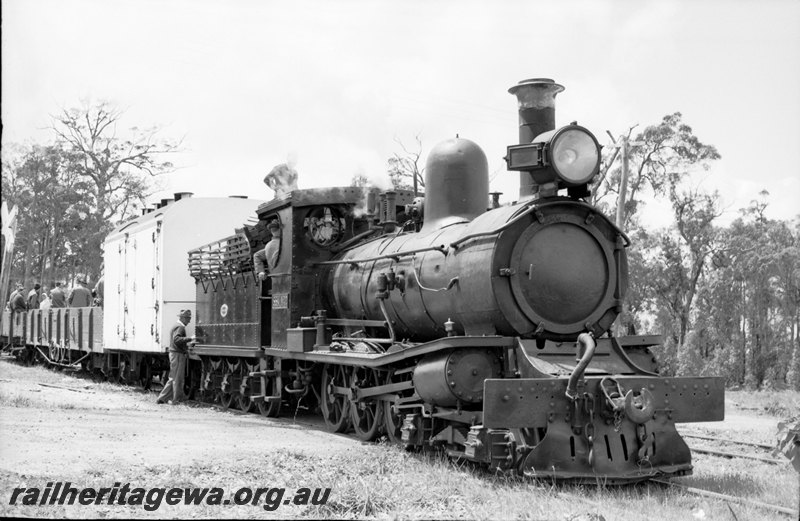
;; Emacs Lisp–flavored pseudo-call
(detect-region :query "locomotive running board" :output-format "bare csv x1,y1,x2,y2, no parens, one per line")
262,336,516,367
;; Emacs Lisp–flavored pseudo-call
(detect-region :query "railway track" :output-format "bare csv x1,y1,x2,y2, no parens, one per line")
683,431,785,465
658,430,798,517
650,478,798,518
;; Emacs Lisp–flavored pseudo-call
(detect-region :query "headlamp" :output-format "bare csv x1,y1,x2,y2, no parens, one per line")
505,124,601,187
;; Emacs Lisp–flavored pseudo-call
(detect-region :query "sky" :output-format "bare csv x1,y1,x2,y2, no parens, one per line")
3,0,799,228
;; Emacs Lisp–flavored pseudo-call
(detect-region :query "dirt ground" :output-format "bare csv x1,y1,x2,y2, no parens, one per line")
0,356,369,518
0,357,357,477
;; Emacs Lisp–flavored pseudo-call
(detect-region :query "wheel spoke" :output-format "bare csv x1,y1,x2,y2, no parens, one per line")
382,369,406,445
349,367,383,441
320,364,350,433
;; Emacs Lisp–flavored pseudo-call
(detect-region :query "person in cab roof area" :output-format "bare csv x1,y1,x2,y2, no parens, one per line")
263,162,298,198
253,220,282,282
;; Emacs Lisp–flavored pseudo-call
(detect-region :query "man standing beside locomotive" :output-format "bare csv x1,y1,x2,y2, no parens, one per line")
68,278,92,308
156,309,197,405
253,220,282,281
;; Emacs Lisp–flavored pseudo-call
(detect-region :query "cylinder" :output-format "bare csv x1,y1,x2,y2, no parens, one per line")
508,78,565,198
413,348,502,406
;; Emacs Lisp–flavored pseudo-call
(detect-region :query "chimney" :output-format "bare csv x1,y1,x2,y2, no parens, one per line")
174,192,193,201
160,198,174,208
508,78,565,198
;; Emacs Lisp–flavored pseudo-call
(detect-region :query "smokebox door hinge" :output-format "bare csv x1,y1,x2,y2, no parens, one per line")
499,268,516,277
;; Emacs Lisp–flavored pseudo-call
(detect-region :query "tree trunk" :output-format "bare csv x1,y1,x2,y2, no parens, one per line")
22,239,35,287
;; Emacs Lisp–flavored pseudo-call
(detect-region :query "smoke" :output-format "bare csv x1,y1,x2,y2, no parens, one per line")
352,188,380,219
351,166,394,218
286,150,299,169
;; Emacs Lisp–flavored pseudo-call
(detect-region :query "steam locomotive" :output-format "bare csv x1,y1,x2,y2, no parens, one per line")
1,78,724,482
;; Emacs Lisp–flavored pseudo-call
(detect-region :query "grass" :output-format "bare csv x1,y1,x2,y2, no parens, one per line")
727,389,800,418
4,443,795,520
0,390,35,408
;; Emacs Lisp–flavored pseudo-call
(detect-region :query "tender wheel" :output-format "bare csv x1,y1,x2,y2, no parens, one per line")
257,370,281,418
349,367,383,441
23,347,37,367
219,392,234,410
137,357,153,390
236,362,257,413
237,394,255,413
113,355,133,385
257,396,280,417
320,364,350,433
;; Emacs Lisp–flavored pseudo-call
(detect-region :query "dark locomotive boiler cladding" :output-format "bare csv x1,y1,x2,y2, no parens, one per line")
323,79,625,342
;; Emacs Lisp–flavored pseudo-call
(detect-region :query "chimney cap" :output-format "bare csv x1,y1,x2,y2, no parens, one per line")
508,78,563,94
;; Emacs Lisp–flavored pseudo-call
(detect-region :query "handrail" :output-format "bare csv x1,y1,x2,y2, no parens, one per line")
313,245,447,267
450,199,632,250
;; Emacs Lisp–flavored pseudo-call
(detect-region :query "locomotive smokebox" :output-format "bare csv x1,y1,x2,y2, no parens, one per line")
421,137,489,232
509,78,565,198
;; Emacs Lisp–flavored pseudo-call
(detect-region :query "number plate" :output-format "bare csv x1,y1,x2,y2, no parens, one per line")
273,294,289,309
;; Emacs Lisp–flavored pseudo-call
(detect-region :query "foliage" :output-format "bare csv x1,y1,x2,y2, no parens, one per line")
689,198,800,388
387,134,425,192
349,173,369,188
1,101,179,291
593,112,720,228
596,113,798,390
643,186,799,390
51,101,180,222
1,144,91,288
600,113,722,342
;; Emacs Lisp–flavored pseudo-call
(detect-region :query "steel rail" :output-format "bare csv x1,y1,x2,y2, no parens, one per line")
682,432,774,450
651,478,798,517
689,446,784,465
